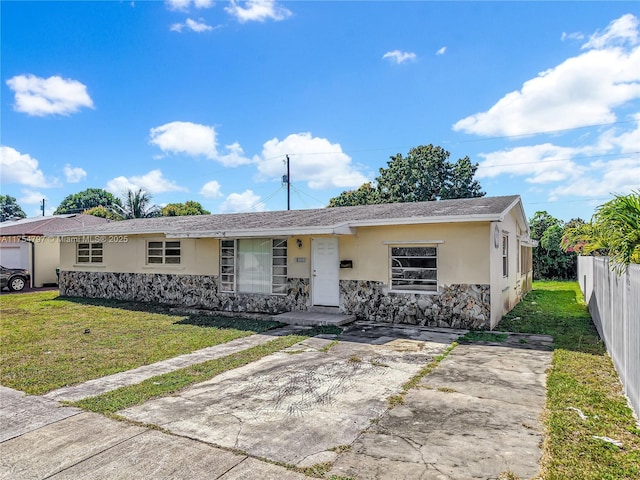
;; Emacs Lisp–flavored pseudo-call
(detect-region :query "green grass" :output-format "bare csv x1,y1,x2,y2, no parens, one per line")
458,330,508,343
385,343,458,408
0,291,282,395
500,281,602,353
499,281,640,480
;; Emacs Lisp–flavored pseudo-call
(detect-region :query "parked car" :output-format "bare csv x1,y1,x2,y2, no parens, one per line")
0,265,30,292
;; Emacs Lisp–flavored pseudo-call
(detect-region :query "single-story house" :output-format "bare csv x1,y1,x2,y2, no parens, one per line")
0,214,109,287
52,195,535,329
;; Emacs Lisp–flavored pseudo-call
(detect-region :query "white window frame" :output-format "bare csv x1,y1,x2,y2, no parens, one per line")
147,240,181,265
502,234,509,278
77,242,103,264
219,238,288,295
389,245,438,294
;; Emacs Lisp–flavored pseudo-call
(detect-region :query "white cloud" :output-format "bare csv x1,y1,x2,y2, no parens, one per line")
453,14,640,136
166,0,213,11
200,180,223,198
561,31,584,42
170,18,216,32
436,46,447,55
596,114,640,153
6,74,94,117
149,121,251,166
19,189,47,205
476,143,588,184
582,13,639,49
255,132,369,190
0,146,58,188
220,189,263,213
63,164,87,183
549,156,640,200
225,0,292,23
105,169,187,196
382,50,417,64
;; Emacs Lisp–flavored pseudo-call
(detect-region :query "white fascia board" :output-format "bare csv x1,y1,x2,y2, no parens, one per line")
348,213,502,228
46,230,168,238
168,225,356,239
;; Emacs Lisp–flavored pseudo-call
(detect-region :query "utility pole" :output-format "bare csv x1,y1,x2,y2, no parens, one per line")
41,199,45,216
282,155,291,210
286,154,290,211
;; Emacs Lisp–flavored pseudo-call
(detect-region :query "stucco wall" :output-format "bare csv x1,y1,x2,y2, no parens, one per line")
34,238,61,286
489,208,529,328
59,235,219,275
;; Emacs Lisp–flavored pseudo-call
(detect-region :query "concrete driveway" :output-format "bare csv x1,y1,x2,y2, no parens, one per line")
0,322,553,479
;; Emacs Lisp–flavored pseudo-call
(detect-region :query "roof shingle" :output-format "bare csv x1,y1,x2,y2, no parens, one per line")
48,196,521,237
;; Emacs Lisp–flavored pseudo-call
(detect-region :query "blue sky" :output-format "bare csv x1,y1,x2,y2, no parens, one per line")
2,1,639,222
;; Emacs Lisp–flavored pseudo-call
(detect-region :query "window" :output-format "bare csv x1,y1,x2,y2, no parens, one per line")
147,240,181,264
502,235,509,277
390,246,437,292
220,240,235,292
77,242,103,263
220,238,287,295
272,239,288,294
521,245,532,273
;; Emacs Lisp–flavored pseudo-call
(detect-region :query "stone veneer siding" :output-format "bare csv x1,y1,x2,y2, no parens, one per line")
340,280,490,329
59,271,490,329
58,271,309,314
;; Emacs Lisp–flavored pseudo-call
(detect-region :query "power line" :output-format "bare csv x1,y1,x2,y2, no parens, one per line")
255,120,638,165
479,151,640,170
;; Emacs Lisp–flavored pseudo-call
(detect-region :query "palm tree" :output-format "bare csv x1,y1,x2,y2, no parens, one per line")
595,191,640,268
123,189,160,219
562,191,640,272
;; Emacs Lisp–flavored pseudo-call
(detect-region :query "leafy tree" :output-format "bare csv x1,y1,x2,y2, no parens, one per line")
327,183,380,207
562,191,640,271
122,189,159,219
529,211,577,280
55,188,122,215
83,206,123,221
328,144,484,207
161,200,210,216
0,195,27,221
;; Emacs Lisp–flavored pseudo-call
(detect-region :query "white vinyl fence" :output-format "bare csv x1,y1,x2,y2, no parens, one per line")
578,256,639,420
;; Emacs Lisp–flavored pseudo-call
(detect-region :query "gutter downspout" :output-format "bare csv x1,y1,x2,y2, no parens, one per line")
19,237,35,288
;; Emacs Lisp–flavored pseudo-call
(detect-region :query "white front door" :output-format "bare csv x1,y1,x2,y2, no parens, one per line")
311,237,339,306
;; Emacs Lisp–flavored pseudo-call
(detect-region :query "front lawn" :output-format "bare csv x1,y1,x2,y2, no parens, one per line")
0,291,282,395
500,281,640,480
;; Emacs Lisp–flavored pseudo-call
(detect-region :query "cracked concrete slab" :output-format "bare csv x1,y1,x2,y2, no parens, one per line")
0,412,145,480
119,329,459,467
0,386,82,442
329,338,552,480
48,429,244,480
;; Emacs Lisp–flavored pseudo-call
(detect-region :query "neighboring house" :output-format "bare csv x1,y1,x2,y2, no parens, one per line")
53,196,535,329
0,214,109,287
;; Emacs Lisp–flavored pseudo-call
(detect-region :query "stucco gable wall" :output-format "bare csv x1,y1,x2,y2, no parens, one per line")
489,205,528,328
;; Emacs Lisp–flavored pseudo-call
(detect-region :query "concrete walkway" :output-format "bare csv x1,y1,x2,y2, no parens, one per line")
44,325,304,403
1,323,553,480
